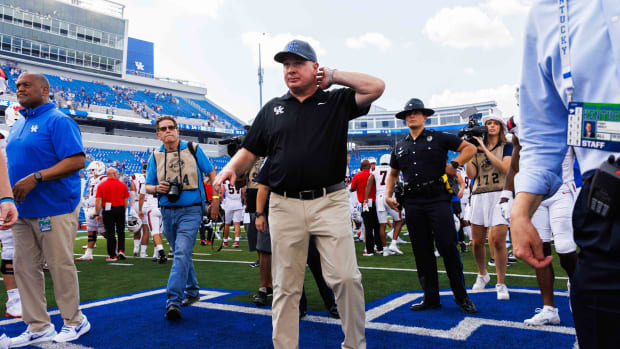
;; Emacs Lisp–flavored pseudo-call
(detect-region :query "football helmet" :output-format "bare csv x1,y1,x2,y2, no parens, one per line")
86,161,106,176
379,154,390,166
368,157,377,164
127,212,142,233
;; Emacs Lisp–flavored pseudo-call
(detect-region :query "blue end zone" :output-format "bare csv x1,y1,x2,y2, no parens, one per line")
0,287,576,348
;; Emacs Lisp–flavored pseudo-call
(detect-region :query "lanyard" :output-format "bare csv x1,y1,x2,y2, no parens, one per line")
558,0,575,102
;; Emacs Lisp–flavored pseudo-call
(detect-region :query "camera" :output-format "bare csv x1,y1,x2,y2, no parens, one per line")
166,177,182,203
219,135,246,158
458,113,487,146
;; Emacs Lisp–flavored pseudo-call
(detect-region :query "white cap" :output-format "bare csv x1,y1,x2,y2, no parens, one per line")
481,107,505,130
368,157,377,164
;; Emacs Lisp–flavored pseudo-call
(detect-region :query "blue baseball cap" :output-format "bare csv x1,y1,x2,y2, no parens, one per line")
274,39,317,63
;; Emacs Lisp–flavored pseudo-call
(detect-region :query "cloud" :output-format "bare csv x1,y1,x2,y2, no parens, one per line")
424,6,512,49
464,67,476,76
240,32,327,70
345,33,392,52
429,84,520,119
481,0,532,17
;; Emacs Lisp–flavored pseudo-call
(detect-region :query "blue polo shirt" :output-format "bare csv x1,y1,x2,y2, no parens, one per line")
7,103,84,218
146,140,213,207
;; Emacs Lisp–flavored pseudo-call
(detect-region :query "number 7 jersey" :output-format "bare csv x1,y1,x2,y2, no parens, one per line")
370,165,391,195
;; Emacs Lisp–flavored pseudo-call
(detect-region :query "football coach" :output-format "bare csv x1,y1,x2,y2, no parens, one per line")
215,39,385,349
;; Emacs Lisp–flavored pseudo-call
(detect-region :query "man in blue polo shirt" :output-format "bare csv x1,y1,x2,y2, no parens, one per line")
6,72,90,347
145,115,219,320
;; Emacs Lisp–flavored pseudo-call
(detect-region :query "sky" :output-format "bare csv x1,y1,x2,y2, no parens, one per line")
122,0,534,123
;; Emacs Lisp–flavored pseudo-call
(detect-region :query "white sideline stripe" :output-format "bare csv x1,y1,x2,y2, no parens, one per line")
70,255,564,281
109,263,133,266
35,342,93,349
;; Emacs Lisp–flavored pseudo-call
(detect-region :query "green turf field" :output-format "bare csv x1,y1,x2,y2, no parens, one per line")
0,226,569,316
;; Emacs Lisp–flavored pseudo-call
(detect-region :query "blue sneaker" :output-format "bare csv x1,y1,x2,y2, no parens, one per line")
53,315,91,342
10,324,56,347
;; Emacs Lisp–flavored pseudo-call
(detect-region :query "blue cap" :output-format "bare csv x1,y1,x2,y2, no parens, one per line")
274,40,317,63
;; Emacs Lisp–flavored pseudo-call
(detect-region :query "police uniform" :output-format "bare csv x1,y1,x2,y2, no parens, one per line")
391,129,470,306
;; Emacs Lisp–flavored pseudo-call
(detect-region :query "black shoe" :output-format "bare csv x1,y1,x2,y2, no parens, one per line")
168,250,174,258
459,242,467,253
488,258,495,267
410,300,441,311
299,309,307,320
200,240,207,246
508,250,518,263
165,304,182,321
328,304,340,319
455,297,478,313
249,261,260,268
253,291,267,306
182,293,201,306
157,250,167,264
266,287,273,296
118,251,126,260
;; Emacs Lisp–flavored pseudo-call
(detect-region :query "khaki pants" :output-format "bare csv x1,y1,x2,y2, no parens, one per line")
13,204,83,332
269,189,366,349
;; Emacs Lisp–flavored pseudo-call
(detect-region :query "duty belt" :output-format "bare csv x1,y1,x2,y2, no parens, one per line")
404,178,443,198
272,182,344,200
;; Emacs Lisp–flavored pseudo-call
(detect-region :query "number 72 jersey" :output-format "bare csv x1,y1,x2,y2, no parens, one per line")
370,165,391,195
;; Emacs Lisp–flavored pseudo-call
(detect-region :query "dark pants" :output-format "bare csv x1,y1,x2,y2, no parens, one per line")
361,204,382,253
300,237,336,312
570,177,620,348
102,206,126,257
405,200,467,303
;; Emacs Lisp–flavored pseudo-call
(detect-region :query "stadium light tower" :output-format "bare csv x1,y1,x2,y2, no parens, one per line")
258,33,266,108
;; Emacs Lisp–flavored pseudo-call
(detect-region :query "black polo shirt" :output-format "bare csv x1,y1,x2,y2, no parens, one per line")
390,128,462,201
242,88,369,192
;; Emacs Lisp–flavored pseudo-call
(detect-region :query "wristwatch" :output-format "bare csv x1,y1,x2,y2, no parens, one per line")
33,171,43,183
255,212,265,218
450,161,460,169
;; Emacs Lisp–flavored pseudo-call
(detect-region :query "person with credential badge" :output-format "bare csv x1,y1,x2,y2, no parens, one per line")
511,1,620,347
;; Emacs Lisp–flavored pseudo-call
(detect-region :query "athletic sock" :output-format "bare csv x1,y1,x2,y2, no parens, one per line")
235,237,240,242
7,288,19,301
133,239,140,252
85,248,93,256
543,305,555,311
155,244,163,252
140,245,147,254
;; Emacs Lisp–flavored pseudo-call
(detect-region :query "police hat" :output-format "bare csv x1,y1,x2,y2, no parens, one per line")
395,98,435,120
274,40,317,63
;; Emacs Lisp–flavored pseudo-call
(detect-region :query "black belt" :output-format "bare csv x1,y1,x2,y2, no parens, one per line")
161,203,203,210
272,182,344,200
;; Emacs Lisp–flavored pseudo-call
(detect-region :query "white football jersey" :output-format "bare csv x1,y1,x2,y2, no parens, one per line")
86,175,107,207
370,165,391,195
458,167,471,204
223,183,243,210
139,180,159,208
132,175,145,195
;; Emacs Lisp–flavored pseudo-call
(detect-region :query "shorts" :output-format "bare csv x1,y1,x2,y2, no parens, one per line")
531,183,577,254
224,208,244,224
144,205,162,236
86,207,105,233
470,191,507,227
0,229,14,259
247,213,258,252
375,194,402,224
256,220,271,253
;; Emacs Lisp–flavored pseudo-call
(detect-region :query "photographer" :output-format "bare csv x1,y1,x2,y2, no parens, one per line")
385,98,477,313
145,116,219,321
465,111,513,300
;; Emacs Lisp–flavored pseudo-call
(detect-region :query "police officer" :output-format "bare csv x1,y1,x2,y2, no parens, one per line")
386,98,478,313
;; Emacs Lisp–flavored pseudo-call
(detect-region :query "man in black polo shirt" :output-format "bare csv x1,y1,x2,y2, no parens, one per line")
385,98,478,313
215,39,384,349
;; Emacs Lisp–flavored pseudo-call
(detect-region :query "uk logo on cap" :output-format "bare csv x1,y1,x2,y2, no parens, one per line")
287,42,298,52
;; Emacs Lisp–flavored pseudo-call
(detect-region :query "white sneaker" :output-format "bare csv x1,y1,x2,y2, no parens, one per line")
386,229,394,240
53,315,91,343
496,284,510,300
5,296,22,318
140,252,148,258
10,325,56,347
383,249,395,256
0,334,9,349
472,273,490,290
389,243,404,255
396,237,407,244
524,307,560,326
75,254,93,261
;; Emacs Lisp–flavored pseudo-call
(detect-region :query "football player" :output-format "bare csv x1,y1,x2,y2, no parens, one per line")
138,164,167,263
76,160,107,261
130,172,149,257
221,181,245,248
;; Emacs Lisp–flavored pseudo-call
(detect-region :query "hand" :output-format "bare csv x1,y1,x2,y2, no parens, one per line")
472,136,486,152
316,67,334,90
214,167,235,189
0,201,18,229
210,202,220,221
12,174,38,204
510,208,553,269
157,182,170,194
96,215,102,224
256,215,266,233
138,210,144,220
386,197,399,211
445,165,457,177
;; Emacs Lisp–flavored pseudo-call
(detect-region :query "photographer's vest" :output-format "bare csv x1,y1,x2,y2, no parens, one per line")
153,142,200,191
472,143,507,194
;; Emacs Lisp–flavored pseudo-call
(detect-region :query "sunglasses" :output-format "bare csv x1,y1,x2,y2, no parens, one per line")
158,125,177,132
